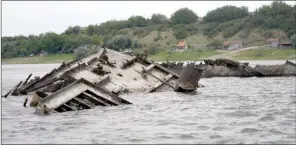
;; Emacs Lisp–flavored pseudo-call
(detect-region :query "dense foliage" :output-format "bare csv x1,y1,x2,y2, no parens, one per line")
249,1,296,37
171,8,198,25
2,1,295,58
203,5,248,22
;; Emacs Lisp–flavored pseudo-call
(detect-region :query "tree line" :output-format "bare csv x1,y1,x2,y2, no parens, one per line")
2,1,295,58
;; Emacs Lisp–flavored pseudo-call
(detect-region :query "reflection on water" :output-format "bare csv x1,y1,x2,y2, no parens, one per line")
1,62,296,144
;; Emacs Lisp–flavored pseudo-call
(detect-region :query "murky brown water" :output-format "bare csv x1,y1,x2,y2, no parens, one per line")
1,63,296,144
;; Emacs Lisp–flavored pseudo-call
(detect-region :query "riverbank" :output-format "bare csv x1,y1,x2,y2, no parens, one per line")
2,54,75,64
2,48,295,64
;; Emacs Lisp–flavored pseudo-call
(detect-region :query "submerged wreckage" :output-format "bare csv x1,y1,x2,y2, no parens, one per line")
161,59,296,78
4,48,296,115
3,48,203,115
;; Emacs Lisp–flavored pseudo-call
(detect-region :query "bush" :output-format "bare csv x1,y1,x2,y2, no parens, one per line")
147,43,158,55
171,8,198,25
263,30,273,39
74,45,99,59
131,40,142,49
107,34,132,51
172,25,188,39
133,29,143,36
207,39,223,49
184,23,199,35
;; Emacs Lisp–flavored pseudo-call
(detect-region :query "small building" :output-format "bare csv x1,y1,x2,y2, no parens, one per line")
172,40,188,52
37,50,48,56
279,40,292,48
223,40,243,50
267,38,280,48
197,17,204,24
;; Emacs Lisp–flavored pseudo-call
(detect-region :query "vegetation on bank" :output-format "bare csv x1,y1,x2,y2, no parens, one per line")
1,54,74,64
2,1,296,59
149,49,225,61
2,48,295,64
231,48,296,60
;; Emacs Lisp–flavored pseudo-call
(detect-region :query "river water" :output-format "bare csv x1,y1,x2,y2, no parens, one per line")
1,61,296,144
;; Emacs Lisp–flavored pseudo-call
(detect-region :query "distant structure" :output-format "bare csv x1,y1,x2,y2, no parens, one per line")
197,17,204,24
172,40,188,52
267,38,292,48
267,38,280,48
279,40,292,48
37,50,48,56
223,40,243,50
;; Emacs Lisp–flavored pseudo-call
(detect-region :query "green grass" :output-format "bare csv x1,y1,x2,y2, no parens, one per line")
2,48,295,64
231,48,296,60
149,49,225,61
2,54,75,64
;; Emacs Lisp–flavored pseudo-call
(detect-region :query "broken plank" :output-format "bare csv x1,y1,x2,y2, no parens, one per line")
144,64,155,72
98,87,132,105
10,81,23,96
144,60,180,79
141,67,174,89
84,90,119,106
121,57,137,69
26,78,59,93
79,92,109,106
146,74,173,93
72,97,93,109
62,104,76,111
23,73,33,85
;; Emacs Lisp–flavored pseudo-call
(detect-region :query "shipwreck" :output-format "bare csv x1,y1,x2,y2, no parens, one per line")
160,59,296,78
3,48,203,115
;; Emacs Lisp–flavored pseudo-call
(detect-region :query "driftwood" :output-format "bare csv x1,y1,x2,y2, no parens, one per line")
1,81,22,98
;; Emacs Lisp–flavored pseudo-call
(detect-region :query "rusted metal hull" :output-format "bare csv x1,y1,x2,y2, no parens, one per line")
174,64,204,92
161,59,296,78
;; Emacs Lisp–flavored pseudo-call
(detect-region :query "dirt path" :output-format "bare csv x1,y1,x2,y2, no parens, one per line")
208,46,264,59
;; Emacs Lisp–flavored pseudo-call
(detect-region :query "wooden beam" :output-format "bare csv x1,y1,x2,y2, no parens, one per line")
79,92,110,106
146,74,173,93
144,60,180,79
85,90,119,106
144,64,155,72
72,97,93,109
62,104,76,111
141,67,174,89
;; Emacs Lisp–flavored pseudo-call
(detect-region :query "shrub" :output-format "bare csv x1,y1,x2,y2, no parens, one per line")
74,45,99,59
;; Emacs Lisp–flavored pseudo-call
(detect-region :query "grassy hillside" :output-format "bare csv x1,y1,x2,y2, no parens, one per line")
231,48,296,60
2,54,74,64
117,18,291,52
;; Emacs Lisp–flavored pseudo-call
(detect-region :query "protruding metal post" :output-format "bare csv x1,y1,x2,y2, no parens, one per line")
174,64,203,92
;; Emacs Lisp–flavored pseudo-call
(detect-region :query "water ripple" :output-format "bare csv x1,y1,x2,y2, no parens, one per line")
2,64,296,144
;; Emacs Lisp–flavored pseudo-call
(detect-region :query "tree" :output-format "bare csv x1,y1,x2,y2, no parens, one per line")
74,45,98,59
147,43,157,55
171,8,198,25
64,26,81,35
173,28,188,40
151,14,168,24
127,16,148,27
207,39,223,49
86,25,96,35
107,34,132,51
203,5,248,23
91,35,101,45
131,40,142,49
